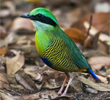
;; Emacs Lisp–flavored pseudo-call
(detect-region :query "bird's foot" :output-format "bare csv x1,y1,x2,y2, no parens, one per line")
58,91,66,96
61,93,66,96
57,91,62,96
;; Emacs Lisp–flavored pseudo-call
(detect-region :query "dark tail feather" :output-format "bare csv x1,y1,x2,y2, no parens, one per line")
88,69,98,80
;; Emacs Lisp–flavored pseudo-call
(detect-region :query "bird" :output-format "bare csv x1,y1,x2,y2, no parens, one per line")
21,7,98,96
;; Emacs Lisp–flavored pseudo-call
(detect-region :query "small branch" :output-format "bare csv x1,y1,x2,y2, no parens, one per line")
86,14,93,37
83,15,109,51
82,14,93,51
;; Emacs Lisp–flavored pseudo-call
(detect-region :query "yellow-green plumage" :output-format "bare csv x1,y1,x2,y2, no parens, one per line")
21,7,98,95
35,27,79,72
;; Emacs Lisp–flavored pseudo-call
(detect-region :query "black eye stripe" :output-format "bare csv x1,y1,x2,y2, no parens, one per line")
30,14,57,27
37,14,43,17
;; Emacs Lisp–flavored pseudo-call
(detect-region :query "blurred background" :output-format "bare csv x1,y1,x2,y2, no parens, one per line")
0,0,110,100
0,0,110,54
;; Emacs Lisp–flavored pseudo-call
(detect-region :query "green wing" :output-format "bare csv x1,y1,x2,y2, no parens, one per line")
54,28,91,69
42,36,79,72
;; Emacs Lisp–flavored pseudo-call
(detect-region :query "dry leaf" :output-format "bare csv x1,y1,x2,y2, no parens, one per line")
71,13,109,34
88,56,110,70
6,50,24,74
0,92,14,100
106,68,110,75
2,1,15,15
0,47,8,55
64,28,86,44
24,66,43,81
0,9,11,18
70,79,83,92
0,65,5,72
4,32,20,46
17,70,37,90
96,74,108,83
71,13,110,50
7,74,18,84
9,45,38,58
15,36,34,46
10,17,35,31
14,90,57,100
43,79,59,89
84,22,110,43
0,73,11,90
98,83,110,89
10,84,24,90
83,50,107,58
94,2,110,12
85,87,98,94
15,73,34,91
78,76,110,91
0,26,8,39
15,36,28,44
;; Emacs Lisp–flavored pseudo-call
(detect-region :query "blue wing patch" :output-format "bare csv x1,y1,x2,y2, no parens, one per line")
41,57,52,67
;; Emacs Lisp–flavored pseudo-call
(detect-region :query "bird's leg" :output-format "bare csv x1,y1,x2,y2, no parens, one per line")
61,72,73,96
58,73,69,95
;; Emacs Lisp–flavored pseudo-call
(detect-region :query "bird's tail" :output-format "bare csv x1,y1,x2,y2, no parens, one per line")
88,69,98,80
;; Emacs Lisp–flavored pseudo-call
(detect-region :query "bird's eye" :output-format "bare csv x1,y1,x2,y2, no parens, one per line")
37,14,43,18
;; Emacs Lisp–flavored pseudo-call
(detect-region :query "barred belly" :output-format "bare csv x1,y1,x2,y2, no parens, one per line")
41,38,79,72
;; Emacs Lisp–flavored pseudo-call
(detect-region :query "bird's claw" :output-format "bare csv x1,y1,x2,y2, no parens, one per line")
61,92,66,96
57,91,62,96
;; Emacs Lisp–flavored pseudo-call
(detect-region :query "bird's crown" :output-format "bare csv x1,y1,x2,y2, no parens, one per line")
30,8,58,24
21,7,58,27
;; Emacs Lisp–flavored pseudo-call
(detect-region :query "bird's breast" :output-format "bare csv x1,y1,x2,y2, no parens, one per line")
35,31,53,56
35,32,79,72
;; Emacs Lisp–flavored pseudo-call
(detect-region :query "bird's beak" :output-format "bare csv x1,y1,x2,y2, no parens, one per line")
20,14,31,19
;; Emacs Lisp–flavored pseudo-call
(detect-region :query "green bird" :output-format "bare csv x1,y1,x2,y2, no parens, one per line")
21,7,98,96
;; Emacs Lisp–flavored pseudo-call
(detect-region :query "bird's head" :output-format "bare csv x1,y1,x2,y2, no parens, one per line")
21,7,58,31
